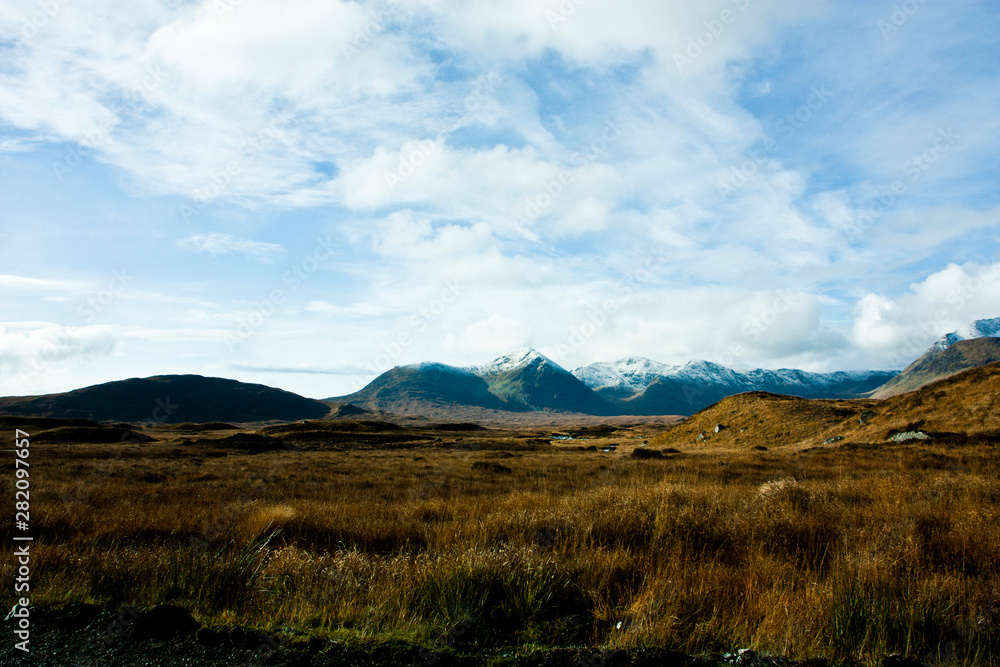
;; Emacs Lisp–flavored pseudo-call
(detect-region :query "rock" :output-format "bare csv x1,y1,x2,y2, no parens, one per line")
631,448,664,459
824,436,844,444
696,432,707,442
882,654,924,667
715,424,727,433
887,431,930,443
129,604,200,641
736,648,757,666
859,410,876,425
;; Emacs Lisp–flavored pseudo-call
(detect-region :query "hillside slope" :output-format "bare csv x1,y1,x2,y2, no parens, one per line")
653,361,1000,450
0,375,331,424
870,337,1000,398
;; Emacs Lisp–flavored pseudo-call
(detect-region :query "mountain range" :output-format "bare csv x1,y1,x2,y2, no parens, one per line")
4,317,1000,423
333,348,896,416
336,316,1000,416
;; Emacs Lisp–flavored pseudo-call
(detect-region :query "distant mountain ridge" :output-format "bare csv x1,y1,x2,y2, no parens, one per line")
870,317,1000,398
572,358,896,415
335,348,897,417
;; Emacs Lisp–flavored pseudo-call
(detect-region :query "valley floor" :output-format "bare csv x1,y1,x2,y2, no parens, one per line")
1,418,998,666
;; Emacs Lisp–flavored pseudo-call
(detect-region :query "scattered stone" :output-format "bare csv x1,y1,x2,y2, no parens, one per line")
859,410,876,425
715,424,727,433
631,448,664,459
887,431,930,443
824,436,844,444
696,432,707,442
129,604,200,641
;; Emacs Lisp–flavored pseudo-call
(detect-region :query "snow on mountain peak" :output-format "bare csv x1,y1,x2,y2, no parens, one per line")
931,316,1000,351
474,348,563,376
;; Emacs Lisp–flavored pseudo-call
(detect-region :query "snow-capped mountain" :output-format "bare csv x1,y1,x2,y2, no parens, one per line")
871,317,1000,398
930,317,1000,351
335,349,898,417
572,358,897,415
571,357,680,395
472,347,562,377
336,349,615,415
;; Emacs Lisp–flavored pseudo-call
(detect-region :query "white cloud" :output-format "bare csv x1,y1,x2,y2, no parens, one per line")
849,261,1000,365
2,0,999,399
0,324,116,379
176,233,285,262
0,275,84,290
306,301,388,317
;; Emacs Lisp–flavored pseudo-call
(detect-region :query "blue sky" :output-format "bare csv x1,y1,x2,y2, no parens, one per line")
2,0,1000,399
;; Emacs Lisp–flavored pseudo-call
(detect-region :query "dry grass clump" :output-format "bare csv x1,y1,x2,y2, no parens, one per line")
1,427,998,665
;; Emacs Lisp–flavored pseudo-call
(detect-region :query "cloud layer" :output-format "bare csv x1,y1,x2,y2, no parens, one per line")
1,0,999,398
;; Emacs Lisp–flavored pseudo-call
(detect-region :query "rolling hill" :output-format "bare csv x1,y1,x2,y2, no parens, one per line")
0,375,332,424
652,360,1000,450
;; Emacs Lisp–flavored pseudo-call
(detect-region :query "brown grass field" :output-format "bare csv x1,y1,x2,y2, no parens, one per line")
3,366,1000,665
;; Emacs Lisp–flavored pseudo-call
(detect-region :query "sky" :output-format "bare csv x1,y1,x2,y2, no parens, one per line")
2,0,1000,399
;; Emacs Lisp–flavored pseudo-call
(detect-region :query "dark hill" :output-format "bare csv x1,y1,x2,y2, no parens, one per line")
481,355,615,415
0,375,331,424
334,363,510,413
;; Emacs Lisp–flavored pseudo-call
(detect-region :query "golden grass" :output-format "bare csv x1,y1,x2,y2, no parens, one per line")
2,426,998,665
